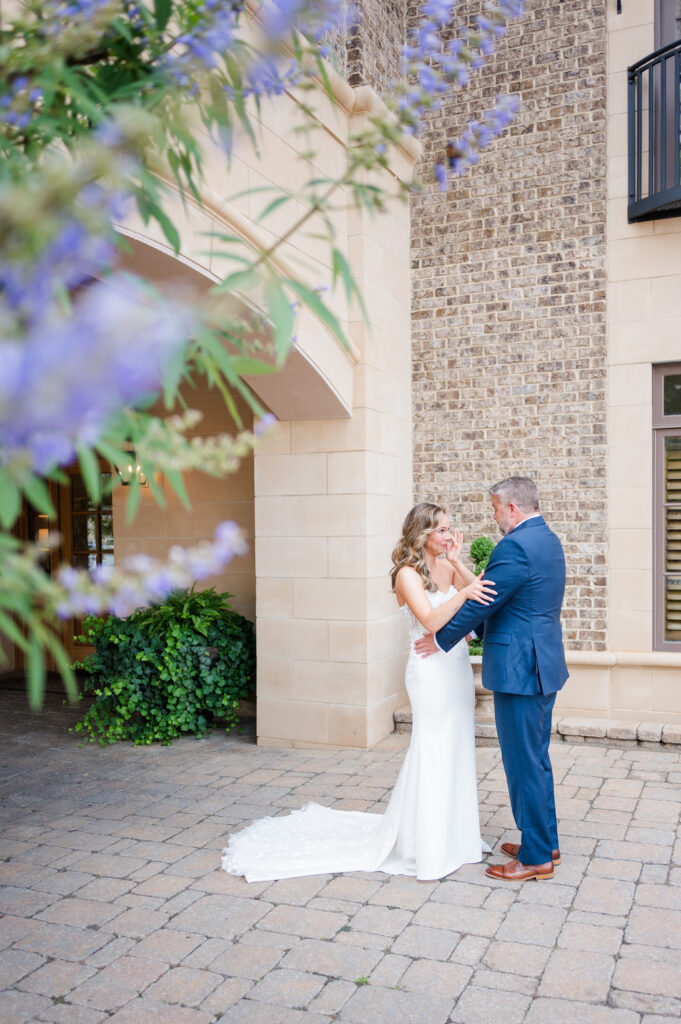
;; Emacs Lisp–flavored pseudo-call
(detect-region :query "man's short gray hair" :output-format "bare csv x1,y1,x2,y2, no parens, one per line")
489,476,539,513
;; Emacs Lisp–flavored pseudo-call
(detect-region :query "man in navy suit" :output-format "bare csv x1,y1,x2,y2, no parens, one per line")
414,477,568,881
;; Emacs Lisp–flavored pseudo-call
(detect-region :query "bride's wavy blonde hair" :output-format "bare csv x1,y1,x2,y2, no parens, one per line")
390,502,446,593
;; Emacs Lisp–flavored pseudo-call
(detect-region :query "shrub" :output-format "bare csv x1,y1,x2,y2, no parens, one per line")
73,588,255,745
468,535,495,656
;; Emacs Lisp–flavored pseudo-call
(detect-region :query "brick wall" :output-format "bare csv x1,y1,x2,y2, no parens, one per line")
406,0,609,650
337,0,406,94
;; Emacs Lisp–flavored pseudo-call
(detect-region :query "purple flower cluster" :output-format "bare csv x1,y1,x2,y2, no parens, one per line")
261,0,347,42
439,93,520,186
55,521,247,619
397,0,525,138
164,0,239,92
0,276,194,473
0,77,43,131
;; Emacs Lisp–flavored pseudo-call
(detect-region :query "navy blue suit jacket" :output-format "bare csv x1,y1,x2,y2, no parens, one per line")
435,516,568,696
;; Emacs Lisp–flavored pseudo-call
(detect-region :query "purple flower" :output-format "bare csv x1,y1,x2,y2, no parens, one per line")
434,161,448,191
0,276,195,473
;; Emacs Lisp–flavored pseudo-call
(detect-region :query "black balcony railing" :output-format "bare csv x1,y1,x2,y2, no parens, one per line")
628,39,681,222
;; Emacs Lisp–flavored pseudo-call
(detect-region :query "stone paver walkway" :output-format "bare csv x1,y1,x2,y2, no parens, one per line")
1,689,681,1024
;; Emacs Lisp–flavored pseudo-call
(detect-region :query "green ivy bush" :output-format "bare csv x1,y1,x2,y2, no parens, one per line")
73,588,255,745
468,536,495,656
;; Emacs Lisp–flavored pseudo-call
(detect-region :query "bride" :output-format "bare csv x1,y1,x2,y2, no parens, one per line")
221,502,496,882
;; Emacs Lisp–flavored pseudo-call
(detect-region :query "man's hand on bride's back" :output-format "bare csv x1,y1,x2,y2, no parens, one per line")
465,572,496,606
414,633,438,658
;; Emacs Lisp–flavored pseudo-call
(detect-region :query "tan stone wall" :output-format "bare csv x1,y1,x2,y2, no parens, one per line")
408,0,609,651
114,383,256,622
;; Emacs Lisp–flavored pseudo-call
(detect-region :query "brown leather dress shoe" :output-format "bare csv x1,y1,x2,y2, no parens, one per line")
500,842,561,865
485,858,554,881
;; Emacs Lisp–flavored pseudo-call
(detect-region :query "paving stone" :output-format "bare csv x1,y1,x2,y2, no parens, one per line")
596,840,671,864
133,875,190,899
35,1003,109,1023
0,949,45,989
414,901,502,936
537,948,615,1002
257,904,348,940
214,1000,332,1023
626,905,681,948
348,905,411,937
36,897,123,928
495,904,566,946
86,936,137,968
145,966,222,1006
339,983,454,1023
524,998,641,1024
638,723,663,742
15,958,95,998
400,958,472,997
280,937,382,980
418,932,467,971
574,876,635,916
169,895,272,939
587,858,641,881
261,876,331,906
308,978,356,1014
247,968,326,1009
0,886,58,918
106,996,214,1023
612,991,681,1015
557,920,622,954
429,880,488,908
14,921,110,961
368,953,410,987
0,987,53,1024
67,955,168,1011
65,854,149,879
483,940,551,977
613,953,681,998
207,942,283,979
320,877,382,903
71,877,133,902
391,923,460,960
199,977,253,1015
451,985,530,1024
470,967,536,996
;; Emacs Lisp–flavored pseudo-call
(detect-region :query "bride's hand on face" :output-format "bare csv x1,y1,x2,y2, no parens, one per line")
445,529,464,565
464,571,497,606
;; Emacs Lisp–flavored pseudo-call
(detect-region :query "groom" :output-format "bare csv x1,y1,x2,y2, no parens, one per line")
414,477,568,881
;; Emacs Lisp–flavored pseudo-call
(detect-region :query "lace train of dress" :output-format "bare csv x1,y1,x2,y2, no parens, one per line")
222,586,490,882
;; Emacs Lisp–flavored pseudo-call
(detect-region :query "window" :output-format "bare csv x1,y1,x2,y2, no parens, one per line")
653,364,681,648
655,0,681,48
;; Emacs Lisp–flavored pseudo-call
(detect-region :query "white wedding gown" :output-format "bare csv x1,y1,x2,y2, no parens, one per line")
222,586,489,882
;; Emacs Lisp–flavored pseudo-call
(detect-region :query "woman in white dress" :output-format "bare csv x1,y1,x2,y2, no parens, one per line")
222,502,496,882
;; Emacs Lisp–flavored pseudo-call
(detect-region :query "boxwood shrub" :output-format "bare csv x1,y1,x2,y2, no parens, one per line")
73,587,255,745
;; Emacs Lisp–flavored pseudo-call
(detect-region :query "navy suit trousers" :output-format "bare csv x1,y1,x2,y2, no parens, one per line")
493,690,558,865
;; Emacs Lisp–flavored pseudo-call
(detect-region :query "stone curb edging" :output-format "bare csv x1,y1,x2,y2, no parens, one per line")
393,706,681,748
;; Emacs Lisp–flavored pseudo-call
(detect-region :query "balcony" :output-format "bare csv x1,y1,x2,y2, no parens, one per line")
628,39,681,223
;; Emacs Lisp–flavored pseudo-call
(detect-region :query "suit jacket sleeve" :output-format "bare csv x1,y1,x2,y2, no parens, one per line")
435,539,531,652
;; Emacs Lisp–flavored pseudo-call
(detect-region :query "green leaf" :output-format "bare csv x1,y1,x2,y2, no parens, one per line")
285,278,350,352
22,474,55,518
0,610,29,652
258,194,293,222
164,469,190,510
153,0,173,31
229,357,277,377
0,470,21,529
26,634,46,711
124,479,143,525
265,278,296,364
215,268,259,295
75,445,102,506
332,247,368,320
38,626,78,702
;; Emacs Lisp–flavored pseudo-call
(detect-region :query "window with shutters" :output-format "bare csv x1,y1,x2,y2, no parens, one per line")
653,364,681,648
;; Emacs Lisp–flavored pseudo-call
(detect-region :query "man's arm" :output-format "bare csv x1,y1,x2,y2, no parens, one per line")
434,541,530,652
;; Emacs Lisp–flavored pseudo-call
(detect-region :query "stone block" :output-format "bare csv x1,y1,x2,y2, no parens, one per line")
661,723,681,745
637,722,663,742
557,718,607,739
606,721,638,741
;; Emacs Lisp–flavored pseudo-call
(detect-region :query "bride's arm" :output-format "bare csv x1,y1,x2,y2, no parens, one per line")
444,529,479,590
395,567,496,634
